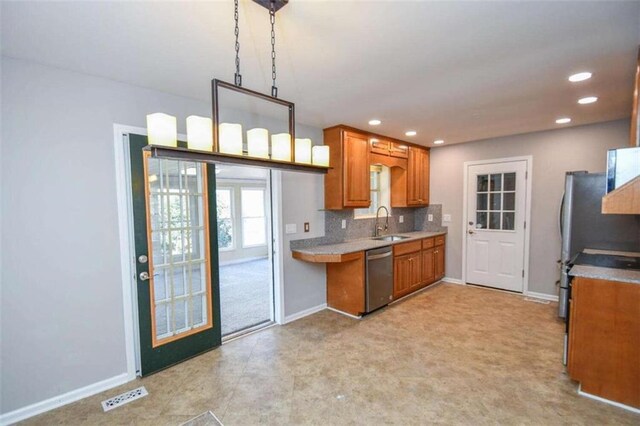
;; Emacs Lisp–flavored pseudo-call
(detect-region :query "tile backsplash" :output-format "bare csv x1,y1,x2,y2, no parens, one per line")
290,204,446,250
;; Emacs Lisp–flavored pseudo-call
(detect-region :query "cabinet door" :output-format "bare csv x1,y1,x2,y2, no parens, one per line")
394,254,413,298
434,245,445,279
390,142,409,158
422,248,435,285
419,149,430,204
343,132,371,207
370,138,390,155
408,252,423,290
407,147,420,205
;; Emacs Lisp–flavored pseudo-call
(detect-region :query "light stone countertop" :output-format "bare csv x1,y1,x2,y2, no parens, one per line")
569,249,640,285
291,230,447,256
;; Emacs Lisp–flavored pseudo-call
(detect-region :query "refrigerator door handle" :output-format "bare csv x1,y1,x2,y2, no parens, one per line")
559,192,565,239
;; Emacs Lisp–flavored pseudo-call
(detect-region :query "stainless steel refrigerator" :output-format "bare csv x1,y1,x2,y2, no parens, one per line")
558,171,640,319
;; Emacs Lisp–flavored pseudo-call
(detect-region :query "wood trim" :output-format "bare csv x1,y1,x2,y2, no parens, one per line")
601,175,640,214
370,152,408,169
292,250,361,263
324,124,431,151
326,251,365,316
630,46,640,147
143,153,214,348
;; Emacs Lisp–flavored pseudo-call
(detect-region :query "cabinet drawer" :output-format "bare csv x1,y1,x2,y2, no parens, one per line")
435,235,445,246
422,238,435,249
390,142,409,158
393,240,422,256
369,138,390,155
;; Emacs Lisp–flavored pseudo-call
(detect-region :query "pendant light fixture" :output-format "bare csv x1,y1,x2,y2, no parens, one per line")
145,0,329,174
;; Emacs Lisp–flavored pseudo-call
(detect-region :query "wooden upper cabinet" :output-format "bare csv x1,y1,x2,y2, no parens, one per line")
324,127,371,209
390,142,409,159
407,147,429,206
369,138,390,155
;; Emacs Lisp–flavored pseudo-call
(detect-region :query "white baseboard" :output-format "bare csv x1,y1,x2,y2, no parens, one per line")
442,277,465,285
0,372,133,426
578,385,640,414
525,291,559,302
284,303,327,324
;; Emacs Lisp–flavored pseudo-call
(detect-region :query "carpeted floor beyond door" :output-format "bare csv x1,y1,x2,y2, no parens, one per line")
219,258,272,336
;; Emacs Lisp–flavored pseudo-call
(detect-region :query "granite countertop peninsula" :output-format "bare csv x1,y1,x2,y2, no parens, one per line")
290,230,447,256
569,249,640,285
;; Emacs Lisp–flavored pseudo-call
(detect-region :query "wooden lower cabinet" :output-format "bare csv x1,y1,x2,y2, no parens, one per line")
326,251,365,316
422,248,435,284
393,235,446,299
434,244,445,280
567,276,640,409
393,251,422,299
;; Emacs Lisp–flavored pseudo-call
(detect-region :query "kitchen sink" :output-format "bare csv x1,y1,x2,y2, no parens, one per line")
372,235,410,242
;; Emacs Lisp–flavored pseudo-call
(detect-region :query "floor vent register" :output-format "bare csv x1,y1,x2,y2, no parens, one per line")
101,386,148,412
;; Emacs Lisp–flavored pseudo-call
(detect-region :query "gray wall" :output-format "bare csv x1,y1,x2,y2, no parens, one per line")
430,119,630,296
0,57,326,414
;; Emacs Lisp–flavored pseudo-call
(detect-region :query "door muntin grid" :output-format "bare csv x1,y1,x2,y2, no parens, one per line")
144,154,213,347
475,172,516,231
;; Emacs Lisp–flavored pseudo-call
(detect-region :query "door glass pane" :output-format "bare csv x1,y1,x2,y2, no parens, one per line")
476,193,488,210
476,212,487,229
503,173,516,191
490,193,501,210
503,212,515,230
477,175,488,192
490,174,502,191
145,157,212,345
503,192,515,211
489,212,501,229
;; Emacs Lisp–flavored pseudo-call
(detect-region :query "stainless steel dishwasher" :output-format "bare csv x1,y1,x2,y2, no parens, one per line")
365,246,394,313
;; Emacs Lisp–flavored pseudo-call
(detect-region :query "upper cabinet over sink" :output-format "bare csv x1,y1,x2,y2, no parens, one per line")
323,125,429,210
324,127,371,209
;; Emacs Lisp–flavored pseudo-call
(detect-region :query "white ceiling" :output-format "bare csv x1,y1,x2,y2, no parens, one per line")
2,1,639,147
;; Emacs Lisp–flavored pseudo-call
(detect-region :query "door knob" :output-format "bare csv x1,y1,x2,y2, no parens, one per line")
139,271,150,281
138,255,148,264
468,230,475,235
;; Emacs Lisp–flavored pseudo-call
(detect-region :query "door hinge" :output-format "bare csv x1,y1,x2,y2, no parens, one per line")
522,269,525,278
525,171,528,179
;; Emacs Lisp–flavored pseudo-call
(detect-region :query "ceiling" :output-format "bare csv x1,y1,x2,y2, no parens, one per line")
2,1,639,147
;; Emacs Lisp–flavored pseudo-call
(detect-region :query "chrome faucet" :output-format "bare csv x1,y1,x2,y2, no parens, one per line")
374,206,390,237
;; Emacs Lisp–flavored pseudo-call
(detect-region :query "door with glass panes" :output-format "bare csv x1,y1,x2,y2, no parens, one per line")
465,160,527,292
129,134,221,376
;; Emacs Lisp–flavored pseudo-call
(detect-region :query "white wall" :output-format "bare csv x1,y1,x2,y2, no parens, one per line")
0,57,326,416
430,119,630,296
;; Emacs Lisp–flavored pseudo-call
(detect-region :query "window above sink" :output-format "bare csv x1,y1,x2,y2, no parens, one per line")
354,164,390,219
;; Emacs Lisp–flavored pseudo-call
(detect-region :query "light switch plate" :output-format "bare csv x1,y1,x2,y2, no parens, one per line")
428,214,433,222
443,214,452,222
399,215,404,223
341,219,347,229
304,222,310,232
285,224,297,234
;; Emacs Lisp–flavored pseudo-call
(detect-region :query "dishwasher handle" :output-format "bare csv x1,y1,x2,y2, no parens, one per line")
367,251,392,260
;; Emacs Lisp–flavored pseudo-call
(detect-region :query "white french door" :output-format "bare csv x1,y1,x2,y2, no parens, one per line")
465,160,528,292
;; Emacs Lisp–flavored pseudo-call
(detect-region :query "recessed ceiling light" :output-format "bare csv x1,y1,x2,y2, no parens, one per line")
578,96,598,104
368,119,381,126
568,72,592,82
555,118,571,124
405,130,417,136
433,139,445,145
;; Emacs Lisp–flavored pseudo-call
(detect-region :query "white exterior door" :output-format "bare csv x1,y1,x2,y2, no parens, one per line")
465,160,528,292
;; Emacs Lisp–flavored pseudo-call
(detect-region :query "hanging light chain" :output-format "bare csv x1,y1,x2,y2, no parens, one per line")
234,0,242,86
270,0,278,97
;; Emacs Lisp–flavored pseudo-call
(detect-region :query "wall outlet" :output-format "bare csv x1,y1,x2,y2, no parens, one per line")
285,224,297,234
428,214,433,222
399,215,404,223
304,222,310,232
341,219,347,229
443,214,452,222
